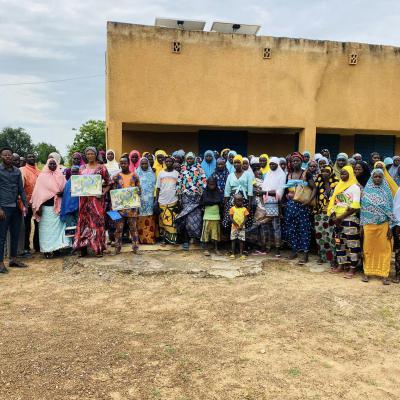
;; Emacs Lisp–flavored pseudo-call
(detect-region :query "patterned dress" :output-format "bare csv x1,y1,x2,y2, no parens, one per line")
73,164,111,255
113,172,141,252
176,164,207,239
313,167,338,262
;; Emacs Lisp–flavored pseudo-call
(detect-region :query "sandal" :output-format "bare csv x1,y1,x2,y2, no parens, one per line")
229,254,235,260
203,250,211,256
240,255,247,260
383,278,390,285
9,260,28,268
361,275,369,283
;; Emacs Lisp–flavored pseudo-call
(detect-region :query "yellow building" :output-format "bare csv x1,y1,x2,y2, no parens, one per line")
106,21,400,159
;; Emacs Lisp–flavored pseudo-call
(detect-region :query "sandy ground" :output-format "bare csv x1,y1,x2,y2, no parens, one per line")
1,248,400,400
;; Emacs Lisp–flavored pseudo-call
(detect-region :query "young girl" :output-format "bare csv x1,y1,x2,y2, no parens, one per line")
200,176,222,256
229,193,249,259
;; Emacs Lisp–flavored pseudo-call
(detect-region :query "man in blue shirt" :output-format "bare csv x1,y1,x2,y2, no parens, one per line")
0,147,28,273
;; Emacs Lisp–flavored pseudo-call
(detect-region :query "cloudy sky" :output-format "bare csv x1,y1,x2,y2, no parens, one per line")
1,0,399,154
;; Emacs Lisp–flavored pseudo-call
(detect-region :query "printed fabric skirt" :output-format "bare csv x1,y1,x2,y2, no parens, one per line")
138,215,156,244
314,212,336,262
73,197,107,255
363,222,392,277
159,202,178,244
39,206,71,253
334,214,361,268
284,199,312,253
200,220,221,242
175,192,203,239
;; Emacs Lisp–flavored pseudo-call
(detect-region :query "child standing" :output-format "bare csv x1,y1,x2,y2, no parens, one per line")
200,177,222,256
229,194,249,259
112,157,141,255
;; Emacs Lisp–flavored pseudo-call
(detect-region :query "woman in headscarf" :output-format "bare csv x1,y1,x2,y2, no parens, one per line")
154,150,167,176
259,154,270,178
279,158,288,174
392,188,400,283
374,161,398,196
64,152,85,181
212,158,230,201
284,152,316,265
317,156,329,170
307,160,319,180
73,147,111,257
369,152,381,169
321,149,332,165
60,165,80,241
261,157,286,256
31,158,69,258
301,151,311,170
105,149,120,178
172,149,186,165
175,152,207,250
389,155,400,178
226,150,237,173
48,152,62,165
128,150,141,172
352,153,363,162
353,161,370,189
327,166,361,278
221,149,230,161
201,150,217,178
136,157,157,244
242,157,254,179
360,169,395,285
222,155,254,231
313,165,338,265
333,153,348,179
143,152,155,170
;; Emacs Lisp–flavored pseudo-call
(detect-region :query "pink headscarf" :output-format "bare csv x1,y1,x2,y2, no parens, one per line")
129,150,141,172
31,159,66,221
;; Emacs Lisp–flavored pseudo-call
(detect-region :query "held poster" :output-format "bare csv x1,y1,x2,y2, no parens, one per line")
71,175,102,197
110,187,141,210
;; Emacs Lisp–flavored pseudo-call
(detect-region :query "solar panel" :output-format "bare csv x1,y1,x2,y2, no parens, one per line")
211,22,261,35
155,18,206,31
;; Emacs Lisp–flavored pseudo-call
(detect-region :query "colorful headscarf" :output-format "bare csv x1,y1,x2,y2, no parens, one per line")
31,158,66,221
314,165,339,214
259,153,270,176
360,169,396,226
333,152,348,178
287,152,303,173
301,151,311,170
389,156,400,178
327,165,358,216
72,152,85,166
233,154,243,164
154,150,167,176
242,157,254,179
226,150,237,173
374,161,398,197
201,150,217,178
136,158,156,216
128,150,141,172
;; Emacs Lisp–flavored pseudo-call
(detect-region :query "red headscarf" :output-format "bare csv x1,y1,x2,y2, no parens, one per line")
288,152,304,172
129,150,141,172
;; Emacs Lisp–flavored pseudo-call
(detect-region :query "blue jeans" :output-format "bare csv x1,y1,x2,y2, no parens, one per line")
0,207,21,262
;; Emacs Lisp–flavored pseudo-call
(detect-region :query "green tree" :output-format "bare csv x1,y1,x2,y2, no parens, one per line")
34,142,60,164
0,127,34,156
67,120,106,161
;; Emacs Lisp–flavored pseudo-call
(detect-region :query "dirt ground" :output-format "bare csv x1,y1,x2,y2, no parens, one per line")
1,248,400,400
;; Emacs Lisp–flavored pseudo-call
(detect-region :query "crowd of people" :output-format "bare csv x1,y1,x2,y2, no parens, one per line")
1,145,400,284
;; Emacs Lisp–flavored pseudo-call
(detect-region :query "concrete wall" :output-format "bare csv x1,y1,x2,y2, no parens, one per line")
106,22,400,157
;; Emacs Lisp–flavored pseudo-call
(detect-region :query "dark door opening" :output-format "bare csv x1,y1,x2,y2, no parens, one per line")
316,134,340,160
355,134,395,161
198,131,248,156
